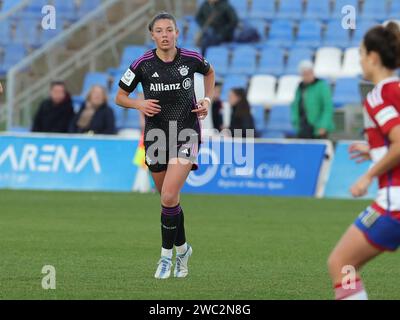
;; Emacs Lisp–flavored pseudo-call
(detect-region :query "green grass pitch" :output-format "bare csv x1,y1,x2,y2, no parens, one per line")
0,190,399,300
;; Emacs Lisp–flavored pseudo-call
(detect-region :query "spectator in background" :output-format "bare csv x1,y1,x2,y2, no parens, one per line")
32,81,74,133
195,0,238,55
211,81,223,131
291,60,334,139
70,85,116,135
228,88,255,137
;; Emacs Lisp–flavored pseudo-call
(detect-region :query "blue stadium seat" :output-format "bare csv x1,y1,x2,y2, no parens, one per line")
206,46,230,75
323,19,351,48
249,0,275,19
261,131,286,138
332,0,359,19
361,0,388,20
78,0,102,17
38,23,65,46
257,47,285,76
267,19,294,47
120,46,148,67
123,109,141,129
53,0,78,21
294,19,322,48
304,0,331,20
0,20,12,45
221,75,248,101
276,0,303,19
109,103,125,129
24,0,49,11
73,72,109,106
247,19,268,41
389,0,400,19
350,19,379,46
81,72,109,95
265,105,294,135
229,45,258,75
333,77,361,107
251,105,266,133
0,44,27,75
14,18,41,47
176,19,186,45
2,0,23,12
108,45,148,77
285,47,313,74
183,20,199,46
230,0,248,19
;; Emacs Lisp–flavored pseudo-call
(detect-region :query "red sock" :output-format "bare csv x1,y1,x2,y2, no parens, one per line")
334,278,367,300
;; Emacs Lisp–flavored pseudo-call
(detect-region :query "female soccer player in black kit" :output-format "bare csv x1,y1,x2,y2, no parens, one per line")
116,12,215,279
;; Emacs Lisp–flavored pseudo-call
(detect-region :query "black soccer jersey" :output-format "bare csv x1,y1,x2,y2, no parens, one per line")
118,47,211,147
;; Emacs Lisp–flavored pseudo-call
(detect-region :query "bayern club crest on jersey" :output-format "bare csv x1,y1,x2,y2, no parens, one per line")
179,65,189,76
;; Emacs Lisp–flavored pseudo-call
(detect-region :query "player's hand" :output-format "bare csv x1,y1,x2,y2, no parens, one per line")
350,173,373,198
349,142,371,163
318,128,327,137
138,99,161,117
192,99,210,120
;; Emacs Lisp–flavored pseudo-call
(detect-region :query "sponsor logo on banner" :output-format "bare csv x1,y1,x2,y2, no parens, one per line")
184,141,326,196
0,144,100,173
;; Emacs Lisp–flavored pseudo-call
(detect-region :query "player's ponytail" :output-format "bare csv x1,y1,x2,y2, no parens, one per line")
384,21,400,68
363,21,400,69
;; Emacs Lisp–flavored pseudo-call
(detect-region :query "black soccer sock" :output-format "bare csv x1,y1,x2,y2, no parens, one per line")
161,204,182,250
174,208,186,247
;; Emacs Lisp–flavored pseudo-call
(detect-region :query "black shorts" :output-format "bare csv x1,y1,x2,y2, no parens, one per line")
144,143,200,173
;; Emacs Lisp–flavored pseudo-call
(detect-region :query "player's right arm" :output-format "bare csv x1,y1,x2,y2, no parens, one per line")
349,142,371,163
115,88,161,117
115,63,161,117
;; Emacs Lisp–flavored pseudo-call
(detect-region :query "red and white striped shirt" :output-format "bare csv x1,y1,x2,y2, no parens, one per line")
363,77,400,218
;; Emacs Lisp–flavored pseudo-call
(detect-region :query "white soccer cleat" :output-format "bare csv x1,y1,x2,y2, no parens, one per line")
154,256,173,279
174,245,193,278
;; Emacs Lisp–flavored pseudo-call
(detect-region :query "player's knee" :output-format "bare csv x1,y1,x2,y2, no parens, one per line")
161,190,179,207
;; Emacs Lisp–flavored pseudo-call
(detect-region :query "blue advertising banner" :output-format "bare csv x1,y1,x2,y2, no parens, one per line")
324,141,378,199
0,135,328,196
0,134,139,192
183,140,327,196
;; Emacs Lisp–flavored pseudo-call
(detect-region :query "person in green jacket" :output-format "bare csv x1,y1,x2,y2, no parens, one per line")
291,60,335,139
195,0,238,56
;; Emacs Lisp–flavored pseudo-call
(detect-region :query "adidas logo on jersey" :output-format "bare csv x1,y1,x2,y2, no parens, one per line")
180,148,190,156
152,72,160,78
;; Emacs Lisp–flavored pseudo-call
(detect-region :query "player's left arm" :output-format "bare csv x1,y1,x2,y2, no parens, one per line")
192,66,215,120
351,105,400,197
0,82,3,94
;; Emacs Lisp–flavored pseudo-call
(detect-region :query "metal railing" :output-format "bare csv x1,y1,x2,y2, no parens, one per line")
3,0,156,129
0,0,31,21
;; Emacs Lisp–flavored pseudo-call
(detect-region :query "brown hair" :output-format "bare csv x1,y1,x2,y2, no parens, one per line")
363,22,400,70
148,12,177,32
85,85,108,106
231,88,251,117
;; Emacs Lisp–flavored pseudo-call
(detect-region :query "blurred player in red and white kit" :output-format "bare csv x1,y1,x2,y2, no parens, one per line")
328,22,400,300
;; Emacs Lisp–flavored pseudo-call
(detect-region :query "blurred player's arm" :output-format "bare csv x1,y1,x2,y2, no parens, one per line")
349,142,371,163
0,82,3,94
366,125,400,178
351,125,400,197
115,88,161,118
192,65,215,120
